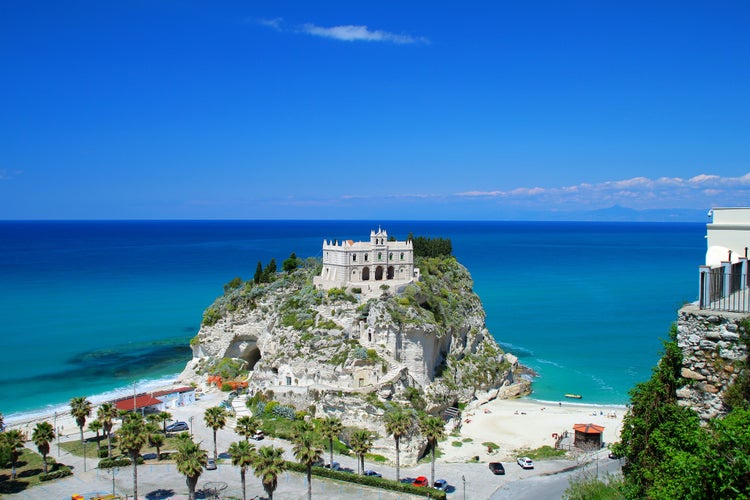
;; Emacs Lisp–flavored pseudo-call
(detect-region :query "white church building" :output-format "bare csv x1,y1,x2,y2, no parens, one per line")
314,228,419,290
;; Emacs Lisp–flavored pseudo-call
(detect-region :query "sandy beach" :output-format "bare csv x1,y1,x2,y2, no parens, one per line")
440,397,625,462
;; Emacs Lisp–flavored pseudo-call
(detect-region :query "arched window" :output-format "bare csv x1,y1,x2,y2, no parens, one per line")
352,254,357,262
364,254,368,262
378,252,382,261
389,253,393,260
400,252,404,260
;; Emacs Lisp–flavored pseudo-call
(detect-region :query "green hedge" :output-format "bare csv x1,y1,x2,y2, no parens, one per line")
39,468,73,481
98,456,144,468
284,461,446,499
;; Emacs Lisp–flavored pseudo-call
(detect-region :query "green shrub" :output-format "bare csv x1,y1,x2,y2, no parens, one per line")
354,347,368,360
563,473,625,500
202,306,222,326
99,457,133,468
221,382,233,391
351,287,362,294
284,461,446,499
39,468,73,481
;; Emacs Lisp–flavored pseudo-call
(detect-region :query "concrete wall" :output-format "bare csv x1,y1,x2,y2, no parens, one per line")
706,207,750,265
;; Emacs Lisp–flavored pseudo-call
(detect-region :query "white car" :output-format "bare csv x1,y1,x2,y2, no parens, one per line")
517,457,534,469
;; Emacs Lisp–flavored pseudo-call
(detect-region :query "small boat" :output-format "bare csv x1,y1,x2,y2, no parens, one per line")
564,393,582,399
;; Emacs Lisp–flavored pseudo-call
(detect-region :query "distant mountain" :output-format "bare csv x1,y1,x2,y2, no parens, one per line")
501,205,708,223
581,205,708,222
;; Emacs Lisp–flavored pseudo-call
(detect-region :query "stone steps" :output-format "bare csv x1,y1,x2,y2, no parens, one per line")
231,395,252,418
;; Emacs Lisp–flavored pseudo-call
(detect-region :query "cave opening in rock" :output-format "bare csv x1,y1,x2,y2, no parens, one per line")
241,346,262,371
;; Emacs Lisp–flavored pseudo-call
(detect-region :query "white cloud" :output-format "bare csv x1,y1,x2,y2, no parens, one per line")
331,172,750,213
252,17,427,45
301,23,427,44
257,17,283,30
0,169,22,180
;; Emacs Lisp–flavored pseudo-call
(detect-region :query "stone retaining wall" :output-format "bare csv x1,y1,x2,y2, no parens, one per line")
676,304,748,420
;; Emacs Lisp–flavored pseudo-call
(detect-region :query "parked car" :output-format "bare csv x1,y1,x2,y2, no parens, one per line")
433,479,449,491
363,470,382,477
313,457,325,467
517,457,534,469
165,421,189,433
252,430,264,441
205,459,217,470
489,462,506,475
608,451,622,459
325,461,341,471
413,476,429,487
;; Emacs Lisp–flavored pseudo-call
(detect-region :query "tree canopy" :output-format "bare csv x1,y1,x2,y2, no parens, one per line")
613,324,750,499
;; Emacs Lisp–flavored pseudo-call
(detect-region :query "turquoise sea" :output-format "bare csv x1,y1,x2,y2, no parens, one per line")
0,220,705,421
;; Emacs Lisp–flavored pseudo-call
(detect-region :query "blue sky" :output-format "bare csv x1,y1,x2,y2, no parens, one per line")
2,1,749,220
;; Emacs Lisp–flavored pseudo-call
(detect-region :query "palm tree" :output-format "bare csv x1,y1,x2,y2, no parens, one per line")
175,437,207,500
147,422,166,460
0,412,4,431
88,419,103,456
203,406,228,460
155,410,172,434
293,419,315,438
70,396,93,443
253,445,286,500
70,396,92,470
293,429,323,500
118,413,148,499
384,409,413,482
228,440,256,500
235,415,260,442
318,416,343,470
350,428,375,475
3,429,24,479
97,402,118,458
419,415,446,488
32,422,55,473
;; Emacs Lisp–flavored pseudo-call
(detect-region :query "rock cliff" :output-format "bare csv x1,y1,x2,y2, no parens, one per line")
676,304,748,420
180,255,527,464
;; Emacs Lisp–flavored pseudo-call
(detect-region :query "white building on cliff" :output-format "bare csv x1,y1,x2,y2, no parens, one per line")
699,207,750,312
314,228,419,290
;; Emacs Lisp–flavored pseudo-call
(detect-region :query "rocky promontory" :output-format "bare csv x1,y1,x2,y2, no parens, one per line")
180,255,528,464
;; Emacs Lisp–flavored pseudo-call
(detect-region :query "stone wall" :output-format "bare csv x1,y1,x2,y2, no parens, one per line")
676,304,748,420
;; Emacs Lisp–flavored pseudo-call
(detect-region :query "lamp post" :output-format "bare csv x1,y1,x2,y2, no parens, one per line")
189,416,194,438
107,466,118,496
462,475,466,500
54,412,59,457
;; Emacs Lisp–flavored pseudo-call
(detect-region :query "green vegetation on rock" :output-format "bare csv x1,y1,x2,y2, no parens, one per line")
610,323,750,499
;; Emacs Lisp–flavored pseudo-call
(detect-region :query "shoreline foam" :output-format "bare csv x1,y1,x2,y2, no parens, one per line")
4,373,183,428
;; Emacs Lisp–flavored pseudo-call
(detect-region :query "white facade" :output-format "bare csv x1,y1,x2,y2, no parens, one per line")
698,207,750,311
705,207,750,267
314,229,418,289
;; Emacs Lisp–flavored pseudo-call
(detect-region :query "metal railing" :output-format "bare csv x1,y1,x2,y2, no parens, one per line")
699,262,750,313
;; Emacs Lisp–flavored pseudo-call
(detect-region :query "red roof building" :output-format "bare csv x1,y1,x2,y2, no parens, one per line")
115,394,164,412
573,423,605,449
152,386,194,398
